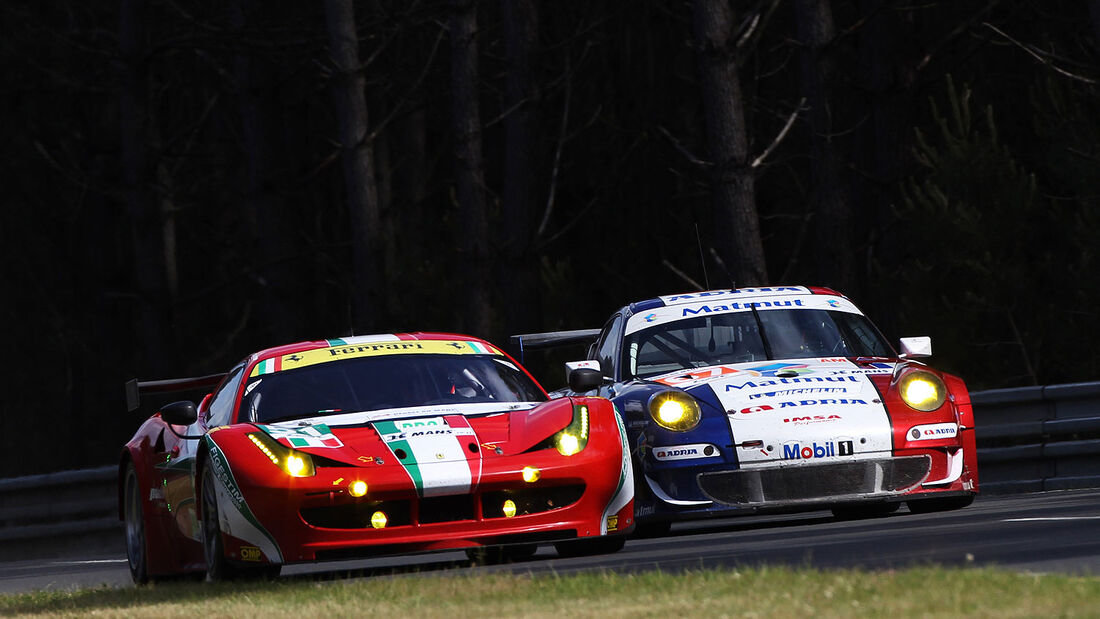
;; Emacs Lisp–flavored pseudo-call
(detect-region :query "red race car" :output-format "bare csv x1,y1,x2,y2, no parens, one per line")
119,333,634,583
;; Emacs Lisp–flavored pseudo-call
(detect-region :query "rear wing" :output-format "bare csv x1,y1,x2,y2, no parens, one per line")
125,373,226,412
508,328,600,364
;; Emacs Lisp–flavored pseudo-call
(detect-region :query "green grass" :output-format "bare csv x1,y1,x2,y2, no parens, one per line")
3,566,1100,618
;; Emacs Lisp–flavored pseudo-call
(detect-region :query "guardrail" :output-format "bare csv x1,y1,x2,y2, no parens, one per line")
971,381,1100,494
2,381,1098,562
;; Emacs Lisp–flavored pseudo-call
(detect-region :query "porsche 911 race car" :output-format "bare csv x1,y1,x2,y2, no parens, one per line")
512,286,977,534
119,333,633,583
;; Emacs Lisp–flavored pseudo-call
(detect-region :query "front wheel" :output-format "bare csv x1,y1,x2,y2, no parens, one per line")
123,462,150,585
554,535,626,558
907,494,975,514
200,458,282,581
201,458,237,582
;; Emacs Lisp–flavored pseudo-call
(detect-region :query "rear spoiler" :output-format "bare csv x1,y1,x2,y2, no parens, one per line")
125,373,226,412
508,328,600,364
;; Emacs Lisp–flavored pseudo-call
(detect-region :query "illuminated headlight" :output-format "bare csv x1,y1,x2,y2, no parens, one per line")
554,405,590,456
246,432,316,477
898,371,947,412
348,480,368,497
648,391,702,431
522,466,541,483
503,499,517,518
371,511,387,529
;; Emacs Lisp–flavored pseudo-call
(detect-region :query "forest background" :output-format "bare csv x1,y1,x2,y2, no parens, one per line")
2,0,1097,476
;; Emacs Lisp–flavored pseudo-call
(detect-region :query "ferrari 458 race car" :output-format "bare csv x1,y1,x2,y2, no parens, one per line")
512,286,977,534
119,333,633,583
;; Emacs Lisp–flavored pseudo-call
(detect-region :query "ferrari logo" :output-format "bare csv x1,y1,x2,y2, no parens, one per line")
436,452,445,460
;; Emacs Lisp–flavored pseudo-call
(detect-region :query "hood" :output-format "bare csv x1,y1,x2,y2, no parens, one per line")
649,358,898,466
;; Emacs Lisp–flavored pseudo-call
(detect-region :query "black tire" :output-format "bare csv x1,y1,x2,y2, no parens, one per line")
201,458,237,582
906,494,975,514
553,535,626,558
831,502,900,521
123,463,150,585
465,543,538,565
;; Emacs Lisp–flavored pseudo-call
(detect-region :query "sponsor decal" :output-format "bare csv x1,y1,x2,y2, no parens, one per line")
908,423,958,441
827,299,840,308
204,439,283,562
240,546,262,562
683,299,805,316
373,416,476,497
259,423,343,448
737,399,866,413
250,340,500,377
726,375,861,391
664,287,806,302
748,387,849,399
745,363,813,377
654,365,744,386
606,515,619,532
643,313,657,322
653,443,719,461
781,440,855,460
783,414,842,425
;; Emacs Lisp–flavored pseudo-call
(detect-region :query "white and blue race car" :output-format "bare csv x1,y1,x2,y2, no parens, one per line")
513,286,977,533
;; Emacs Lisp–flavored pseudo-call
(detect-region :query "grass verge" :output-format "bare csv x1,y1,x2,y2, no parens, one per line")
3,566,1099,618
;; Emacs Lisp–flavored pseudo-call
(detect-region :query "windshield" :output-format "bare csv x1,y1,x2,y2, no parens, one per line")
622,309,893,379
241,354,547,424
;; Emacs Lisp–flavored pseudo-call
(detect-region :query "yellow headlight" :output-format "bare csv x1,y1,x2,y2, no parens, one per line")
648,391,702,431
246,432,316,477
522,466,541,483
371,511,387,529
554,404,590,456
898,371,947,412
503,499,517,518
348,480,368,497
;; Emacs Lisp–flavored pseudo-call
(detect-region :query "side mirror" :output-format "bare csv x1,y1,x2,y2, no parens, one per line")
160,400,198,426
569,368,605,393
899,336,932,359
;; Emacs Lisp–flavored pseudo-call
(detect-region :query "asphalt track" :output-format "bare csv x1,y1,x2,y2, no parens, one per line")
3,488,1100,594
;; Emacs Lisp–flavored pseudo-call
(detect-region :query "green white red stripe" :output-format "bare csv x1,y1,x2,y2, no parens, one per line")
254,357,281,375
373,416,478,497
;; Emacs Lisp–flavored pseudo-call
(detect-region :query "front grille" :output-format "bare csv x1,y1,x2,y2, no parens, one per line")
301,500,412,528
697,455,931,506
420,495,475,523
481,484,585,518
300,483,586,529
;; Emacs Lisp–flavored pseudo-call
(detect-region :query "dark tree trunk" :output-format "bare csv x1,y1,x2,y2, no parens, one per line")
691,0,768,287
120,0,171,376
854,0,919,327
794,0,855,293
325,0,383,332
499,0,541,335
450,0,493,337
234,0,299,344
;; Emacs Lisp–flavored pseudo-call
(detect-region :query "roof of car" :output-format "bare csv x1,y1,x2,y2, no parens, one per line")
626,286,843,315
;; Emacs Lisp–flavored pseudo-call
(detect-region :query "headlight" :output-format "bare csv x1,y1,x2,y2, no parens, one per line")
554,404,590,456
247,432,316,477
648,390,701,431
898,371,947,412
